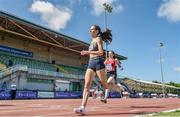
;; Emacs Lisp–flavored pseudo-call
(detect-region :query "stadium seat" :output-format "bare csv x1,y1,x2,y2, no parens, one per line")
0,53,56,71
55,64,86,75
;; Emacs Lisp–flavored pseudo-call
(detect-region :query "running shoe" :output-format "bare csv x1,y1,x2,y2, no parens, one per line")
74,106,85,115
100,98,107,104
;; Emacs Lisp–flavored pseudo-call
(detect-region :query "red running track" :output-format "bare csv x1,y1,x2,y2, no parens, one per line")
0,98,179,117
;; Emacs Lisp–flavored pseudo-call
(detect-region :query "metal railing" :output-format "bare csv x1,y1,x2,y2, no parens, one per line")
0,64,85,79
28,68,84,79
0,64,140,83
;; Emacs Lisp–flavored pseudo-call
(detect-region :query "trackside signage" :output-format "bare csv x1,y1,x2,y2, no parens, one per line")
38,91,54,98
0,45,33,57
55,91,82,98
16,91,37,99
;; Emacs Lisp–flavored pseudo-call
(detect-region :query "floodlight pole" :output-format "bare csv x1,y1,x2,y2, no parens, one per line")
159,42,165,97
103,3,112,59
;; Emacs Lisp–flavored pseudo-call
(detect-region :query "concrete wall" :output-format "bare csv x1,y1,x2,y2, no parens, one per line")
26,81,54,91
0,71,28,90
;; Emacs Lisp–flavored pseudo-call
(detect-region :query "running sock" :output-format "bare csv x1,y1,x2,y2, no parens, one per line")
80,106,85,109
104,89,109,99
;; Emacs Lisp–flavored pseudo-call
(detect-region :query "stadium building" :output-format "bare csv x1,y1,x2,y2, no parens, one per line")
119,77,180,97
0,11,127,92
0,11,179,99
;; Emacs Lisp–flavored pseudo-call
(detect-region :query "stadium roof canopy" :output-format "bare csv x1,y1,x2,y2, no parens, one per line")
122,77,180,90
0,11,127,60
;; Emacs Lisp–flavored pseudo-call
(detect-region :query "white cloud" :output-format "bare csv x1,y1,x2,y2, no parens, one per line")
157,0,180,22
113,4,124,13
30,0,72,31
174,67,180,72
90,0,123,16
67,0,81,7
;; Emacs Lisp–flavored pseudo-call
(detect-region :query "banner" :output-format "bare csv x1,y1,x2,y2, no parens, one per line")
0,45,33,57
109,92,122,98
16,91,37,99
69,92,82,98
55,91,82,99
0,91,11,99
55,91,70,98
38,91,54,98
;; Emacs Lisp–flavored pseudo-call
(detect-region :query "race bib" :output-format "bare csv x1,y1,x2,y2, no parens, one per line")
106,64,112,71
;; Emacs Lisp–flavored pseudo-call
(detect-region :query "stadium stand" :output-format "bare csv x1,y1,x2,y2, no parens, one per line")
0,62,6,70
55,64,86,75
120,77,180,97
0,52,56,71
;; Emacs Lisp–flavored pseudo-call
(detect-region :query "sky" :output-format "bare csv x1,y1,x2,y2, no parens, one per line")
0,0,179,83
